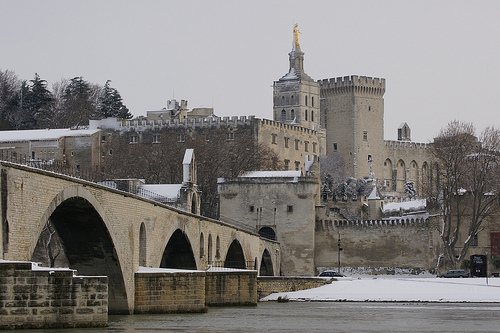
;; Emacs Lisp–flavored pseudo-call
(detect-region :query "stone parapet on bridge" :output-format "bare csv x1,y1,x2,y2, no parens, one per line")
0,261,108,329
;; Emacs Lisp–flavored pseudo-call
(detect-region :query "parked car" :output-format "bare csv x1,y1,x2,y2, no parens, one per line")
438,270,469,278
319,270,345,277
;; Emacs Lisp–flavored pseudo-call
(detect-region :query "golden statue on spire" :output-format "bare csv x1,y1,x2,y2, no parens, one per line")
293,23,300,49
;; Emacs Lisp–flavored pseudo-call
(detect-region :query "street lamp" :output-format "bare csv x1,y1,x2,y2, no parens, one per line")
338,233,343,273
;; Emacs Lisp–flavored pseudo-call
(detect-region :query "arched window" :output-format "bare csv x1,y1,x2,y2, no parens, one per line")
291,109,295,120
216,236,220,260
208,234,213,264
312,96,314,107
281,96,285,106
311,110,314,122
291,95,294,106
139,223,146,266
305,95,308,106
305,110,308,121
281,109,286,122
199,233,204,258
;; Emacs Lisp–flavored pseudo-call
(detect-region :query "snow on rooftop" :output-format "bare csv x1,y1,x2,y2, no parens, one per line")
240,170,302,178
0,128,100,142
382,199,426,213
138,184,182,199
368,187,380,200
281,68,298,80
261,277,500,303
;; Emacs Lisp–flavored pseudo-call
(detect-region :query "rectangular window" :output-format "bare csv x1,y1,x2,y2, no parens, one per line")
333,142,338,152
471,234,478,247
178,134,185,142
203,134,209,142
153,135,160,143
284,159,290,170
227,132,235,141
294,161,300,170
284,137,289,148
249,205,254,212
294,139,299,150
271,133,277,145
304,141,309,152
101,135,106,143
130,135,138,144
287,205,293,213
313,142,317,153
363,131,368,141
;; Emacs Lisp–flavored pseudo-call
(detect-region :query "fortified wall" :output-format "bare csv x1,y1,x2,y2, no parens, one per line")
314,206,440,275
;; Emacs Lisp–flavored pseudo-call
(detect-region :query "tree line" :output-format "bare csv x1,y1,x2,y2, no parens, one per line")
0,69,132,130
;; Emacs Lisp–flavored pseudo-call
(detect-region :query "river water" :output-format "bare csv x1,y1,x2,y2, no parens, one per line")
20,301,500,333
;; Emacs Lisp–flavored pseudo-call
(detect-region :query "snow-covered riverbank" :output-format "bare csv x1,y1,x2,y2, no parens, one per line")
261,277,500,303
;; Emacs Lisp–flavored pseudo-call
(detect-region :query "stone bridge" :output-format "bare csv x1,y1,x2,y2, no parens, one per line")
0,162,280,314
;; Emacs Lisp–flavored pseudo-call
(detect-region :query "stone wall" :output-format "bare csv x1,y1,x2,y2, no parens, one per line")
314,218,440,273
205,270,257,306
257,276,330,299
0,261,107,329
134,270,206,313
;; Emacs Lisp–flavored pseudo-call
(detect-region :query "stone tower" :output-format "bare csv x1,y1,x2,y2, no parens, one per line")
319,76,386,180
273,24,320,130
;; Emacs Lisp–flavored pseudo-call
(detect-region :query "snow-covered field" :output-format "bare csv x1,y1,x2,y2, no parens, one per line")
261,277,500,303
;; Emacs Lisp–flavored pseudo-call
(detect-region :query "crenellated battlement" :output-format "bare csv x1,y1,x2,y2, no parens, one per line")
316,216,429,231
114,115,256,132
260,118,319,135
318,75,385,96
384,140,430,150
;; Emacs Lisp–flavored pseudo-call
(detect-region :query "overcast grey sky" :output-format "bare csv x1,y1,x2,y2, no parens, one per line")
1,0,499,142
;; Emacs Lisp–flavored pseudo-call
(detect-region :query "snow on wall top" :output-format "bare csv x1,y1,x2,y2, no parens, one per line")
239,170,302,178
183,148,194,165
0,128,100,142
368,187,380,200
138,184,182,199
382,199,426,213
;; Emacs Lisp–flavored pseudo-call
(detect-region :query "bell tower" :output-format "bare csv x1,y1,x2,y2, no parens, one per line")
273,24,320,130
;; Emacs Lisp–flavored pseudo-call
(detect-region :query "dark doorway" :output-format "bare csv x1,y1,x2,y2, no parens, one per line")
258,227,276,241
160,229,197,269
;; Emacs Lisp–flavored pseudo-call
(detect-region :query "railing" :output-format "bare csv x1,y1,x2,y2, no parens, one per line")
0,152,179,208
0,151,107,183
209,260,256,271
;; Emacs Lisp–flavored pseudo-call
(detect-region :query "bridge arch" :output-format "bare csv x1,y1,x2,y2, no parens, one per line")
160,229,197,269
259,249,274,276
34,186,130,314
224,238,246,269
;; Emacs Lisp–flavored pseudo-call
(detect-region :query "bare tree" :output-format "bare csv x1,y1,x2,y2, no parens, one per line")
432,120,500,270
102,126,282,218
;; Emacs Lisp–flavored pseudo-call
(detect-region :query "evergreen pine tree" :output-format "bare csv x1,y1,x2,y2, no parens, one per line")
96,80,132,119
